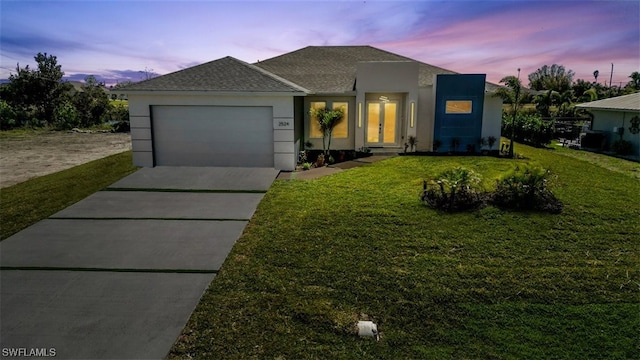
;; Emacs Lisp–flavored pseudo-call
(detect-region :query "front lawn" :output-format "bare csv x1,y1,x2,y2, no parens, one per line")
170,143,639,359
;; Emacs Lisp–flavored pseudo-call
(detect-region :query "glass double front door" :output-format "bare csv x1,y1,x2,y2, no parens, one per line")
367,101,399,145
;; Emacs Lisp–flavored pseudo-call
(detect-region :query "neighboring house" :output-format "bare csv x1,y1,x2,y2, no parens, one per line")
124,46,503,170
576,92,640,156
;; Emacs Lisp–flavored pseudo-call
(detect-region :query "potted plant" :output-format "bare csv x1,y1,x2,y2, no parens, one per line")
487,136,497,151
408,135,418,152
451,138,460,153
433,139,442,152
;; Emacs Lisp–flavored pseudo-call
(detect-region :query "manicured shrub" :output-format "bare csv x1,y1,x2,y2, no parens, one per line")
422,164,564,214
491,164,563,213
611,139,633,155
421,167,485,212
502,112,555,147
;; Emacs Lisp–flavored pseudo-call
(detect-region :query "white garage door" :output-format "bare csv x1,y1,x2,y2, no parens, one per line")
152,105,274,167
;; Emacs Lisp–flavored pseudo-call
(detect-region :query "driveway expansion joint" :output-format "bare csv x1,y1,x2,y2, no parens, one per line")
0,266,218,274
104,187,267,194
47,217,251,221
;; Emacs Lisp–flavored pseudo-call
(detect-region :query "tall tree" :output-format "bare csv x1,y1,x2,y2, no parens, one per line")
593,70,599,84
528,64,575,92
628,71,640,90
533,90,559,118
73,75,110,127
33,53,68,122
496,70,524,158
1,53,69,125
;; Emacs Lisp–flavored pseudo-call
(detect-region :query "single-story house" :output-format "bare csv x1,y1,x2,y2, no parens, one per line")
125,46,503,170
576,92,640,156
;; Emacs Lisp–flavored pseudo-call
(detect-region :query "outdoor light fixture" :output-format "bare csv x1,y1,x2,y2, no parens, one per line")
357,321,379,341
358,102,362,128
410,102,415,128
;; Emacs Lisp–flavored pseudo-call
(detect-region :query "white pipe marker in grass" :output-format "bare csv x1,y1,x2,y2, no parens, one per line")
357,321,379,340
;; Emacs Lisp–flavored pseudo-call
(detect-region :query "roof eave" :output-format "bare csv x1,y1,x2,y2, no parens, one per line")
310,91,356,96
575,105,640,112
124,89,308,96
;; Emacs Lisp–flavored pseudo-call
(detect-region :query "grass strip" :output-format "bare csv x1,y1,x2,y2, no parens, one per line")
104,188,267,193
1,151,138,240
0,266,217,274
550,144,640,179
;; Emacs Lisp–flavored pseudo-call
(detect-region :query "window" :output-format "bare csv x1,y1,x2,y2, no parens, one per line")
445,100,472,114
309,101,349,139
332,102,348,138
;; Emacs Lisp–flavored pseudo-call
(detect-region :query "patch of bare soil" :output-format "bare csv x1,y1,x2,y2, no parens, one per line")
0,131,132,188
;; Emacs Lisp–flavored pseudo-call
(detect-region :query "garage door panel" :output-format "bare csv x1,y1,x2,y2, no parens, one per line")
152,106,274,167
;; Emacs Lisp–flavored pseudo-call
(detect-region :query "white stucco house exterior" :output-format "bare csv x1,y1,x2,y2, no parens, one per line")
125,46,503,171
576,92,640,157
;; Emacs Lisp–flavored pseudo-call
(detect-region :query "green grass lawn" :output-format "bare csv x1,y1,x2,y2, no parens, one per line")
0,151,137,240
170,143,639,359
550,143,640,179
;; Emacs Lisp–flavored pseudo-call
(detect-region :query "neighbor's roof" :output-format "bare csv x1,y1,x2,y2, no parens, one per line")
124,56,308,93
254,46,501,93
575,92,640,112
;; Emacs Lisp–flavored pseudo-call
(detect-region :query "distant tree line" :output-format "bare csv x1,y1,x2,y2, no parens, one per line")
0,53,131,131
500,64,639,118
496,64,639,150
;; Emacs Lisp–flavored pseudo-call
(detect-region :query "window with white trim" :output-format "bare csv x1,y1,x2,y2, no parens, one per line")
309,101,349,138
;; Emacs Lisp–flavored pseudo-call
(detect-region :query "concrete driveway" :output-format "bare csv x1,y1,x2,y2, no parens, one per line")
0,166,278,359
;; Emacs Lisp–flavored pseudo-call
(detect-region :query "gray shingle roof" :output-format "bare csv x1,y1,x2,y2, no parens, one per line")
254,46,500,93
124,56,307,92
576,92,640,112
124,46,501,94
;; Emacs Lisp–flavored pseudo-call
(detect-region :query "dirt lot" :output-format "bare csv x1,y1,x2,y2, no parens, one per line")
0,131,132,188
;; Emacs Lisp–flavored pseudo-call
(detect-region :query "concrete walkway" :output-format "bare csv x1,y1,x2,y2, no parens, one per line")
0,167,278,359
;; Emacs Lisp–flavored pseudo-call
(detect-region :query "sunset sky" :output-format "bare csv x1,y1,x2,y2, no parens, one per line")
1,0,638,86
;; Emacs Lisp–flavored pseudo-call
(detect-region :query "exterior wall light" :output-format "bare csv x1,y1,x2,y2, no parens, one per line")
410,102,415,128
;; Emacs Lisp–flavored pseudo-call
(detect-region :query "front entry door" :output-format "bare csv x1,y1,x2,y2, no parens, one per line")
366,101,398,145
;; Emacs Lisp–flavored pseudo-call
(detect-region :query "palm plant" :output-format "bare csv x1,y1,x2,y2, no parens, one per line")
487,136,497,150
495,70,524,158
629,71,640,90
533,89,559,118
310,107,345,157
